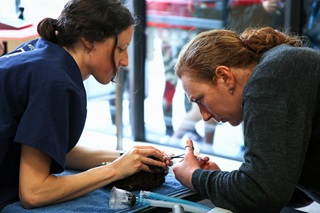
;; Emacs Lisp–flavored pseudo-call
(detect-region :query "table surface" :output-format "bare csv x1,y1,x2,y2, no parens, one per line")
1,170,209,213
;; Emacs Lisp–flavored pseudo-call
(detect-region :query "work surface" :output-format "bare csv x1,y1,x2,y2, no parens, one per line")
1,170,206,213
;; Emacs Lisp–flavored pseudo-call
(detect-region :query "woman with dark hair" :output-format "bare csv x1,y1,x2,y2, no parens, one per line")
0,0,170,210
173,27,320,212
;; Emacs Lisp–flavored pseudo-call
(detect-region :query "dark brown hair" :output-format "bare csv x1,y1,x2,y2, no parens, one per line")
37,0,134,47
37,0,134,80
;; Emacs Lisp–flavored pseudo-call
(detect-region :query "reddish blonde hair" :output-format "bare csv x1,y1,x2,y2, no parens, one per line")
175,27,303,82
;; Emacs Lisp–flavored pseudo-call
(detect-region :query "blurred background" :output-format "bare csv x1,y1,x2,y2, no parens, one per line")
0,0,316,162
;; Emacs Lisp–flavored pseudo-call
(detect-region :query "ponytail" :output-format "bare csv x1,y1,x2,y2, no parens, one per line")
37,18,59,44
240,27,304,55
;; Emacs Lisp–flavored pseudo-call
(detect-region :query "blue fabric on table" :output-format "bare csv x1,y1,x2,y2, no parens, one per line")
1,170,192,213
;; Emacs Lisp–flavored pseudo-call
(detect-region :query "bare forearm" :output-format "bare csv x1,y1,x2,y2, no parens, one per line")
66,145,122,170
20,165,118,209
19,144,167,209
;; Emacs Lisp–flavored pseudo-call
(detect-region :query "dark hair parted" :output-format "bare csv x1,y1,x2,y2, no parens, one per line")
37,0,134,48
175,27,304,82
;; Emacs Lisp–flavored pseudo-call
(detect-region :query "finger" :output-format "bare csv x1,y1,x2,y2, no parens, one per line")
134,147,165,161
201,163,210,170
134,145,162,153
198,156,209,161
165,159,173,166
197,157,209,163
150,153,166,162
162,152,174,158
185,139,194,153
145,156,166,168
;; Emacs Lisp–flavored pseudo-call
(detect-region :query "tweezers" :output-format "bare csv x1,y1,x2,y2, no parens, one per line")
164,153,185,160
164,153,205,161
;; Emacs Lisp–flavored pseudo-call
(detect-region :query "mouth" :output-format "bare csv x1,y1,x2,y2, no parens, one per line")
111,68,118,82
217,117,228,123
221,119,227,123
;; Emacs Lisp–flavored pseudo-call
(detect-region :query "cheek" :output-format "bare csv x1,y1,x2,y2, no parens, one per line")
90,58,114,82
199,102,215,118
203,97,217,112
96,55,113,72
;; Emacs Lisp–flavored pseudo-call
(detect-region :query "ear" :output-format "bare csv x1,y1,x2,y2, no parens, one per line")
215,65,235,89
81,37,93,50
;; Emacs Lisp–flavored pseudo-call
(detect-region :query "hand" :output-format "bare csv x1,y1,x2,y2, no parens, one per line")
200,157,221,171
162,151,175,166
172,139,200,190
173,139,221,191
108,145,167,179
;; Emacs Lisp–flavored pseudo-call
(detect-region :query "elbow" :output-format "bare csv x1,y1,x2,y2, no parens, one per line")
19,191,44,209
20,198,35,210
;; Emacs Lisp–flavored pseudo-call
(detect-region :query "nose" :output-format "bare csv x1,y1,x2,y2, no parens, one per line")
199,107,213,122
199,105,220,123
119,50,129,67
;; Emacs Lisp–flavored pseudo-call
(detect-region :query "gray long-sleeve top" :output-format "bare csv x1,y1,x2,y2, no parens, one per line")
192,45,320,212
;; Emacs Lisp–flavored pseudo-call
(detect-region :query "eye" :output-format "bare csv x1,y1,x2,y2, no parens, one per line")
195,98,204,105
191,98,200,104
118,47,125,52
118,44,128,53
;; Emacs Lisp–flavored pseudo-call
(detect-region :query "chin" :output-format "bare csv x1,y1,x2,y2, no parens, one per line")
229,120,242,126
95,79,110,85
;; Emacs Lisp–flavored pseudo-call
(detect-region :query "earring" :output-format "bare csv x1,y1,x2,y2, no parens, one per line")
229,89,234,94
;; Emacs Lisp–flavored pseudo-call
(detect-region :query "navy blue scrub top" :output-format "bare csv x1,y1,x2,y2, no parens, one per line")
0,38,87,209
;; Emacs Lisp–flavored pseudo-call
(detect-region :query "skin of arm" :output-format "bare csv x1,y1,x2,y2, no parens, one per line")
19,144,167,209
65,145,122,170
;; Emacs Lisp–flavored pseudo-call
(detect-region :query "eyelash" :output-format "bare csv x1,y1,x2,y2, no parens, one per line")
118,47,125,52
195,99,204,105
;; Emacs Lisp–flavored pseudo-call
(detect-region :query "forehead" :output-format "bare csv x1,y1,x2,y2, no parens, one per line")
117,25,134,43
181,73,215,100
181,74,199,99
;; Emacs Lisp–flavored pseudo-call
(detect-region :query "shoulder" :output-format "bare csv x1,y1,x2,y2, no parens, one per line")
245,45,320,105
2,38,72,64
1,38,79,81
260,45,320,64
1,40,82,97
246,45,320,96
254,45,320,79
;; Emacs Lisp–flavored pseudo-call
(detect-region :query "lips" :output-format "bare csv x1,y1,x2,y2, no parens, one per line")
219,118,228,123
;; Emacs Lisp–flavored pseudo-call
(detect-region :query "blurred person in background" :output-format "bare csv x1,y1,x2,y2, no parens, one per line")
227,0,284,33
